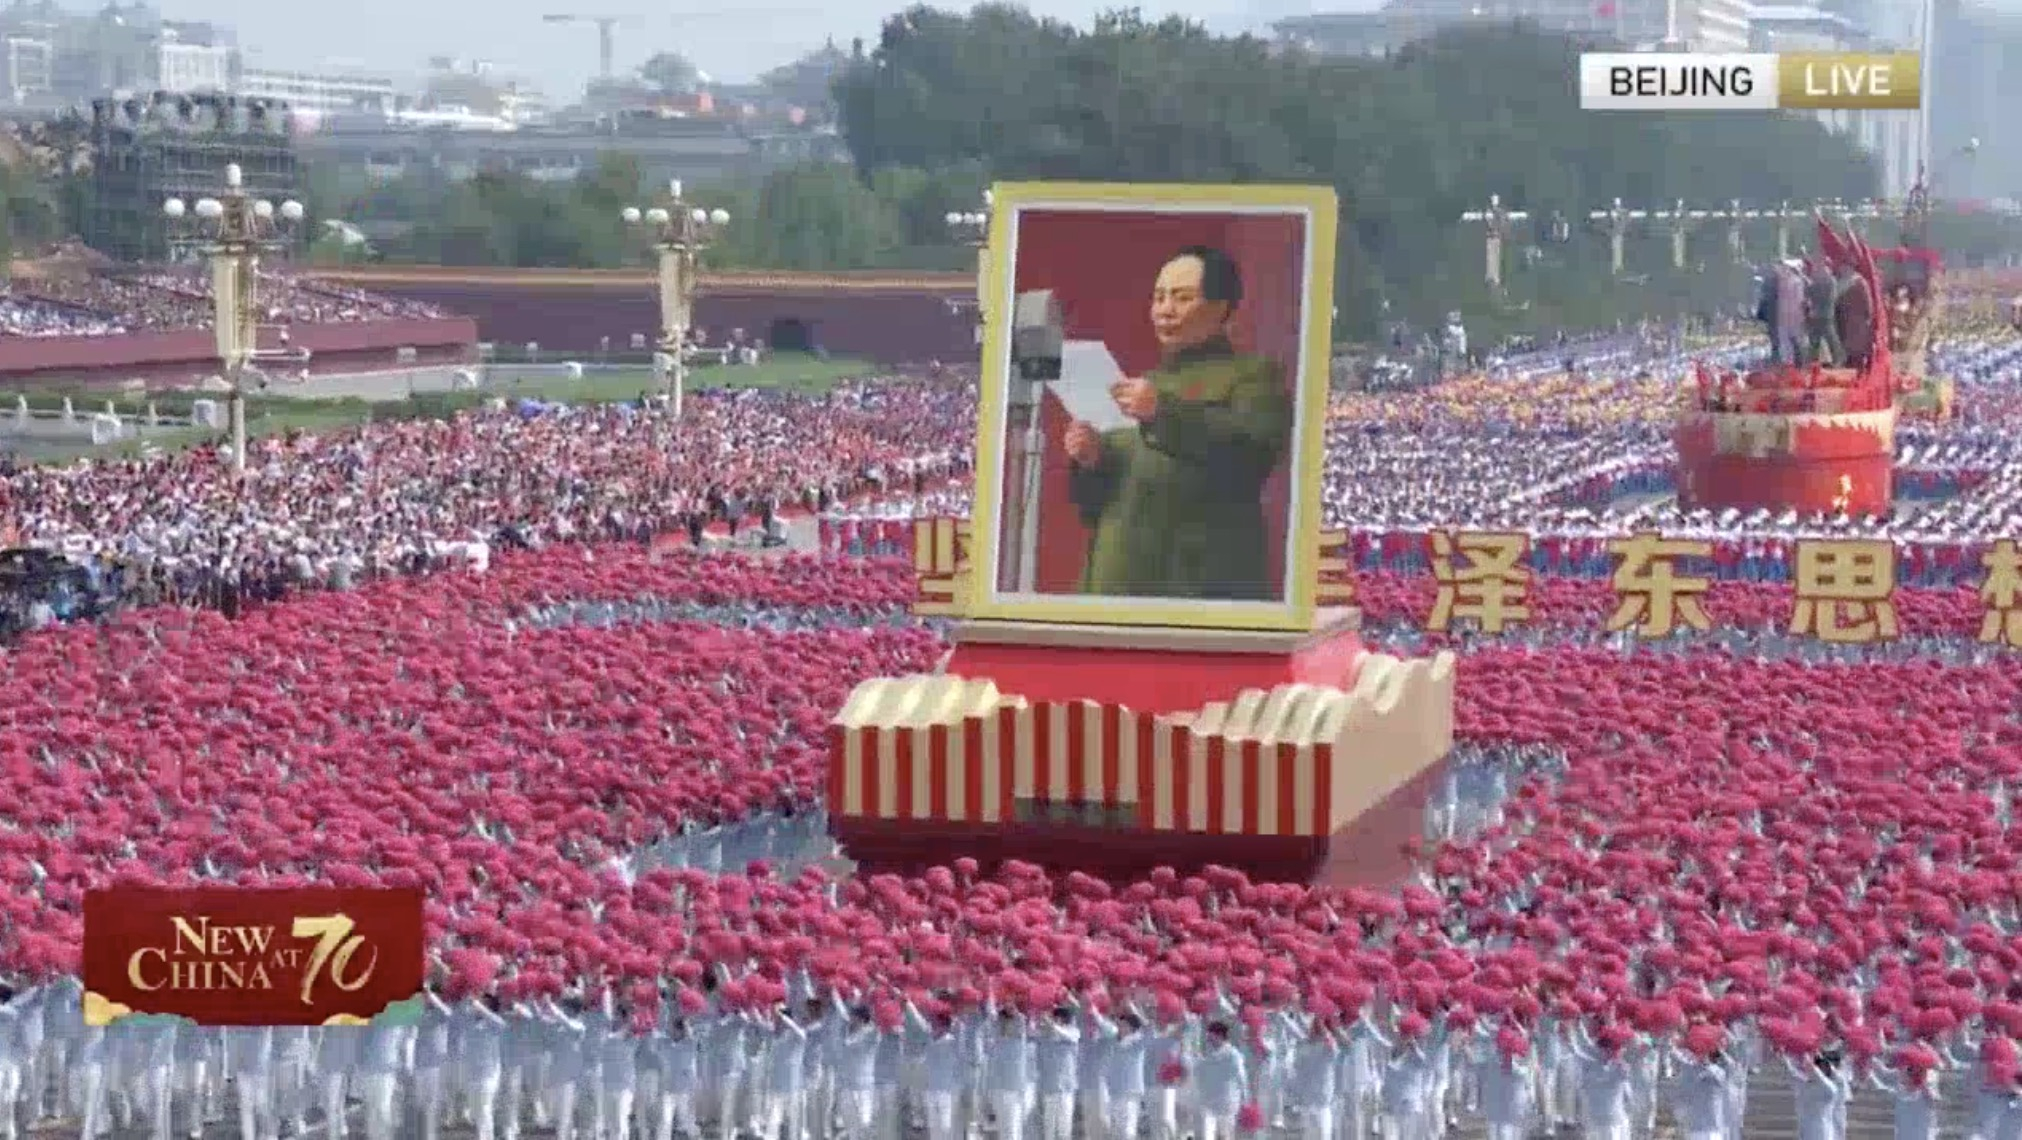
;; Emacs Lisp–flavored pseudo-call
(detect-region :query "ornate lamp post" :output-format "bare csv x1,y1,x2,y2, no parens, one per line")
1460,194,1527,292
944,191,992,342
163,162,304,475
622,181,730,419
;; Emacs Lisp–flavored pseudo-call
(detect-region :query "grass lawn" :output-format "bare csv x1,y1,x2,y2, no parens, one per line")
1,355,879,465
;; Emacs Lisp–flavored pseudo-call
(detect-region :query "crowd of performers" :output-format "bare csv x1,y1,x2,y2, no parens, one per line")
2,320,2022,1140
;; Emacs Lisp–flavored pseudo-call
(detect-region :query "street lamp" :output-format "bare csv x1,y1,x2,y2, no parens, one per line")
623,179,730,419
944,190,992,337
163,162,305,475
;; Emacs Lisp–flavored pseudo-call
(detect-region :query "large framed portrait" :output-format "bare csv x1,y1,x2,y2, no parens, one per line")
967,182,1338,632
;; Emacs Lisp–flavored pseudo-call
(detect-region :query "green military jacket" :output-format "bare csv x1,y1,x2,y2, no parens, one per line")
1066,340,1293,600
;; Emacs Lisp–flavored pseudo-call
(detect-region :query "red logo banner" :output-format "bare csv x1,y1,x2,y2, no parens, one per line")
82,885,426,1026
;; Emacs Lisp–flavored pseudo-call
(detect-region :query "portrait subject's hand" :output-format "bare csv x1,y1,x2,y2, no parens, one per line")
1063,420,1101,467
1110,377,1158,422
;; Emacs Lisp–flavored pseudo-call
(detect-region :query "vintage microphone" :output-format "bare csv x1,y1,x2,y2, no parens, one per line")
1005,290,1063,594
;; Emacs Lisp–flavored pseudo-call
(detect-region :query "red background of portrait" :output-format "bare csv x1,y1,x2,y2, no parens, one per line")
82,885,425,1026
993,206,1311,599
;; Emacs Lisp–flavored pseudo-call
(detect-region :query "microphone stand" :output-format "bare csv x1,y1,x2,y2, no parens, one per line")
1004,368,1046,594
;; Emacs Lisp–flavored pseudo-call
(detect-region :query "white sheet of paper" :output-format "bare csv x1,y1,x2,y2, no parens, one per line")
1048,340,1132,433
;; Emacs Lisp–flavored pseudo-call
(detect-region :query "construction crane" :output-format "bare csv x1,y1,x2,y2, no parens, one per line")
542,13,640,81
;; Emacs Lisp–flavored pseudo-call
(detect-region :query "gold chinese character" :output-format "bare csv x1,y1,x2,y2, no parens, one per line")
1315,528,1354,605
1790,539,1898,644
1427,531,1530,633
912,517,972,617
1978,539,2022,647
1605,533,1713,638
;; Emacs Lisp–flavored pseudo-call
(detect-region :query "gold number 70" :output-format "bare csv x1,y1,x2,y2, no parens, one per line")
292,914,379,1006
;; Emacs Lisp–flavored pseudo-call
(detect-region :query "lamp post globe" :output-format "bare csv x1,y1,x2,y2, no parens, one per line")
709,208,730,226
646,207,670,226
279,200,305,222
163,198,186,219
689,208,708,225
195,198,224,220
253,199,275,220
621,206,642,224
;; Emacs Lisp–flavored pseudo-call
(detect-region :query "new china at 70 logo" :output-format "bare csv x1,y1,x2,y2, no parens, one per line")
82,885,425,1026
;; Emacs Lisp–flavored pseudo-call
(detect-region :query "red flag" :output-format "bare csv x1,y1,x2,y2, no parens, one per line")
1595,0,1617,14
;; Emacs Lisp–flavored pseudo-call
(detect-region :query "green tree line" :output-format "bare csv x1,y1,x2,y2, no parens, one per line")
138,14,2022,336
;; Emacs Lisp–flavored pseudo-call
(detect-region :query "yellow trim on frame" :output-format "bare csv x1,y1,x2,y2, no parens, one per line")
966,180,1340,634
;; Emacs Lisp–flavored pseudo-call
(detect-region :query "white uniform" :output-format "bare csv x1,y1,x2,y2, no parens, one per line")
1034,1020,1081,1140
983,1019,1035,1140
758,1012,811,1140
830,1020,882,1139
1475,1052,1535,1140
1666,1056,1728,1140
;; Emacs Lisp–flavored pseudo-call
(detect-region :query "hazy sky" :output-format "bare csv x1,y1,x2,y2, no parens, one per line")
153,0,1324,105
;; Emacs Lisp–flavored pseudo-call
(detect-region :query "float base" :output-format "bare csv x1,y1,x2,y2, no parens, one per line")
834,610,1443,889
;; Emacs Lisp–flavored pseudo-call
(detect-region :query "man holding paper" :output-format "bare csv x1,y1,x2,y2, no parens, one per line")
1062,245,1293,600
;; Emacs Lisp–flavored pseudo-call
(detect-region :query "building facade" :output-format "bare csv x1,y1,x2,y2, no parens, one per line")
0,35,51,99
298,118,847,187
154,37,230,94
233,67,397,117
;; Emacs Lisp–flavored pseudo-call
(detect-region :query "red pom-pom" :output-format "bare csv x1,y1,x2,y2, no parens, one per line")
1236,1105,1265,1133
1156,1058,1188,1086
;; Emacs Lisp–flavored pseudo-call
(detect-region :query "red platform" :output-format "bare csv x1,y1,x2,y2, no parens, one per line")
833,612,1445,890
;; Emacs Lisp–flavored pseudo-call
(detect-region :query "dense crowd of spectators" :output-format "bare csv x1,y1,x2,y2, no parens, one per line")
0,268,451,338
816,332,2022,583
0,380,973,628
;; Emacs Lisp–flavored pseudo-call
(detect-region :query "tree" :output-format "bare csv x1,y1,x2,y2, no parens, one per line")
831,11,1886,335
638,51,699,94
728,164,904,270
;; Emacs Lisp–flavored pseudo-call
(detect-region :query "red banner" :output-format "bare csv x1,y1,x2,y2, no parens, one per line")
82,885,425,1026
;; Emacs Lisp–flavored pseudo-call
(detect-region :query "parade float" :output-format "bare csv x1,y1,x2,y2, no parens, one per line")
827,180,1455,890
1681,216,1901,515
